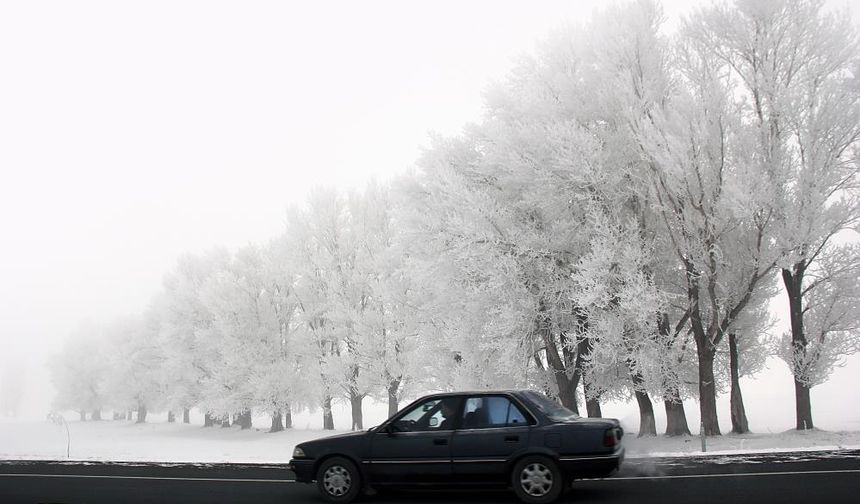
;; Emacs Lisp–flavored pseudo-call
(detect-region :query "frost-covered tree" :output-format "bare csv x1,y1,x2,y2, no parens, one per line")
158,249,230,425
403,28,668,425
197,245,292,430
689,0,860,430
573,218,667,436
285,189,351,430
104,314,166,423
345,181,427,417
258,238,306,431
632,12,781,435
50,322,110,421
283,182,415,430
776,244,860,424
575,0,684,436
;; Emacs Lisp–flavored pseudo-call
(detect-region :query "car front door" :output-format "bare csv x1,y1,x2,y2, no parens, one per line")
368,396,461,485
450,394,531,484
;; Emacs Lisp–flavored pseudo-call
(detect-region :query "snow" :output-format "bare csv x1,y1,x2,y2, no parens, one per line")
621,429,860,458
2,418,859,464
0,419,345,464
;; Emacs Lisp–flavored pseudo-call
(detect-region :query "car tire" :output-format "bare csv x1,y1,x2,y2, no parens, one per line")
511,455,563,504
316,456,361,503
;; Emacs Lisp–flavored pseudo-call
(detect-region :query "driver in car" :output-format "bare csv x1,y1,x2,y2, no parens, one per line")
438,400,457,430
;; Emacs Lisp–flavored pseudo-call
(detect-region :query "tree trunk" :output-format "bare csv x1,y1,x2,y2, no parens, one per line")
541,341,578,413
729,333,750,434
569,319,594,416
349,390,364,431
633,390,655,436
79,410,86,422
581,354,602,419
167,411,176,423
322,396,335,430
237,410,252,430
697,348,720,435
91,409,101,421
783,266,814,430
136,405,147,424
664,397,691,436
630,370,656,437
685,255,724,437
270,411,284,433
221,416,231,428
556,371,579,414
537,302,581,414
204,412,215,427
284,403,293,429
585,393,602,418
657,312,691,436
183,408,190,424
387,378,401,418
794,379,813,430
127,410,133,421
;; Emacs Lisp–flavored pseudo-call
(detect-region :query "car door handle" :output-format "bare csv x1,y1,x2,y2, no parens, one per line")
433,438,448,446
504,435,519,443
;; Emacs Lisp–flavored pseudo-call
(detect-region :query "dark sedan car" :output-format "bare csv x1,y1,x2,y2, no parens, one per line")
289,390,624,503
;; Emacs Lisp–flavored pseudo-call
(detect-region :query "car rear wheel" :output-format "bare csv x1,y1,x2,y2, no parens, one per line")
511,455,563,504
316,457,361,503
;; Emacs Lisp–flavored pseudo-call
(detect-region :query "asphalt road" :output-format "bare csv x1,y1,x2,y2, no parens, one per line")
1,449,859,504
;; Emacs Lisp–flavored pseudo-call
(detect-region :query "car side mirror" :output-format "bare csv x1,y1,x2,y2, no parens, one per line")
384,424,396,436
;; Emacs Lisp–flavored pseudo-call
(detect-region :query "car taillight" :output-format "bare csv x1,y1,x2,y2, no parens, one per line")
603,428,618,447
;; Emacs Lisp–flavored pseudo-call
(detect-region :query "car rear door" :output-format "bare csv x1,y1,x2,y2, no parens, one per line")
450,394,531,484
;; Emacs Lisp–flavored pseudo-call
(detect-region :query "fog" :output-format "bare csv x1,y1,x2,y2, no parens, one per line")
1,0,859,433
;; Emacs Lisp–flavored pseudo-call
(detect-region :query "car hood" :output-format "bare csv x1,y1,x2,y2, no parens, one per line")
299,430,369,448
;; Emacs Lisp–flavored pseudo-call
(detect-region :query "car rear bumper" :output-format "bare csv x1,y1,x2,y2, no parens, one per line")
558,447,624,478
288,459,315,483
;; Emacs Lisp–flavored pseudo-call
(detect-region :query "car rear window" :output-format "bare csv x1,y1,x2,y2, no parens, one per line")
521,391,579,421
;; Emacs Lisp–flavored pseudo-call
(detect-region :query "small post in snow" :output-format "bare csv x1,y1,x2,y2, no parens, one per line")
48,411,71,459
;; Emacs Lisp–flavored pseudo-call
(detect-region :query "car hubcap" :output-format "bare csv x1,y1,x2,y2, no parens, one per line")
520,463,553,497
323,465,352,496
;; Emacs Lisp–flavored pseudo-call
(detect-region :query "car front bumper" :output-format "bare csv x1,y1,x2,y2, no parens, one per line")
288,459,315,483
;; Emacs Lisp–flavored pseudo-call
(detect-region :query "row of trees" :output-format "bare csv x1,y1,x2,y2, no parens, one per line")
52,184,432,432
52,0,860,435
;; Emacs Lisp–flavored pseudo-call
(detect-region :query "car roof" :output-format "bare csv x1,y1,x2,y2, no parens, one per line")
421,389,531,398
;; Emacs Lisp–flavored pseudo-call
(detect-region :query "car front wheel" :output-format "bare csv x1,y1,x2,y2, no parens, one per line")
511,455,563,504
316,456,361,503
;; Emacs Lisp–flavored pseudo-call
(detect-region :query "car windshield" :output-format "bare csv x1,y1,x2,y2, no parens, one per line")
522,391,579,421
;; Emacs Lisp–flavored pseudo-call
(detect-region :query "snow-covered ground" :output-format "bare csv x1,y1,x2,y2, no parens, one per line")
621,428,860,458
2,418,859,464
0,419,329,463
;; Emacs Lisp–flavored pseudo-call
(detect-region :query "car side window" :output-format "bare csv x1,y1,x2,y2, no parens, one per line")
392,397,459,432
507,401,528,425
461,396,528,429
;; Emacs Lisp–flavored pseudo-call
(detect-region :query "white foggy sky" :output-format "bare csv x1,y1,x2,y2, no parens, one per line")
1,0,858,421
